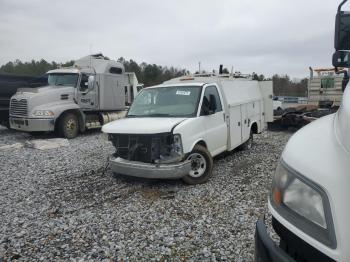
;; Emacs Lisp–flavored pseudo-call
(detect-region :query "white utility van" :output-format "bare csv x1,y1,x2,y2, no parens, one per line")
255,1,350,261
102,73,273,184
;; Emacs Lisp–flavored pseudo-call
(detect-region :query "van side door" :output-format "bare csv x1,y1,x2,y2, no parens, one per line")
200,85,228,156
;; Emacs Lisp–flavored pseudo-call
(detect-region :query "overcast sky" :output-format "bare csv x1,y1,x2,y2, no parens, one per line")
0,0,346,78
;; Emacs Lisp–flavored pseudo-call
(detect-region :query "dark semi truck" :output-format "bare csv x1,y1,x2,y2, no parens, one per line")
0,74,47,128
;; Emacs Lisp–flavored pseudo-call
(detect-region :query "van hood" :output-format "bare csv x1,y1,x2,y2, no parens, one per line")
102,117,187,134
335,85,350,153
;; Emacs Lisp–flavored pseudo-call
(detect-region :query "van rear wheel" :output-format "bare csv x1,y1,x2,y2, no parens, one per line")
182,145,213,185
58,113,79,139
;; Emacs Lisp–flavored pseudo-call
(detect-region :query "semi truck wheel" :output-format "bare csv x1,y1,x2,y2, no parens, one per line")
58,113,79,139
182,144,213,185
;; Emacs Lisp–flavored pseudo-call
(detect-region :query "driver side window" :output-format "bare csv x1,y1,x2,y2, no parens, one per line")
80,74,89,90
200,86,222,115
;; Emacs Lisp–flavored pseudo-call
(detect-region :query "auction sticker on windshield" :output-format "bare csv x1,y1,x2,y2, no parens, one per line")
176,90,191,95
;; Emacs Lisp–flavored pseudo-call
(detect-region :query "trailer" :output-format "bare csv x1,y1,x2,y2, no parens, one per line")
0,74,47,128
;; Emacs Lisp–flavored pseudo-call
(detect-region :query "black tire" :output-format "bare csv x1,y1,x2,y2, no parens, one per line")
1,121,10,129
29,131,45,136
57,113,79,139
182,144,213,185
241,129,253,150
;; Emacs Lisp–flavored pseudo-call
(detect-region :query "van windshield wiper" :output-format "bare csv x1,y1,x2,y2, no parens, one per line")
147,113,172,117
127,113,173,117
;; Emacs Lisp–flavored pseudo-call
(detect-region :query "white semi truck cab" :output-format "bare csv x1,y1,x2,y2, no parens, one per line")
9,54,141,138
255,1,350,261
102,73,273,184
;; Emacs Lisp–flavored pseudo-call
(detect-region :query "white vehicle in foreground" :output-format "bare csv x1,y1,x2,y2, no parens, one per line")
102,73,273,184
255,1,350,261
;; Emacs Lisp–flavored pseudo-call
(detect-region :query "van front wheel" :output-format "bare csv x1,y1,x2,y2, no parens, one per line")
182,145,213,185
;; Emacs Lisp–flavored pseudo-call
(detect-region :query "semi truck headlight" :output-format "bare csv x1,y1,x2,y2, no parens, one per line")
33,110,54,117
172,134,183,155
271,160,336,248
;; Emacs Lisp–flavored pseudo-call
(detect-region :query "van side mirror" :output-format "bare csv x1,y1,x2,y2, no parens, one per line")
88,75,95,90
209,94,217,113
335,1,350,50
201,97,211,116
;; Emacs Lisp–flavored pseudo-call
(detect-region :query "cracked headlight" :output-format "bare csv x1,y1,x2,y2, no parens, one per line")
33,110,54,117
271,160,336,248
172,134,183,155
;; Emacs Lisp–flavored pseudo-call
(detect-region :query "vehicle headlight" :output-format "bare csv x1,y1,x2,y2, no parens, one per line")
271,160,336,248
33,110,54,117
172,134,183,155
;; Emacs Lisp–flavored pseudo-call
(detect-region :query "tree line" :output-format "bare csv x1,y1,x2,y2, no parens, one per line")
0,58,308,96
252,73,308,97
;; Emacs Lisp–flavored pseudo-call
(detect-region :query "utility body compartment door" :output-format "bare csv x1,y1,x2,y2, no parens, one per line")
241,103,250,143
259,81,273,124
228,105,242,150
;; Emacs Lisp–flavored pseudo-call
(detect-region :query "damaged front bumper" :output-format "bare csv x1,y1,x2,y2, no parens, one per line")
109,156,192,179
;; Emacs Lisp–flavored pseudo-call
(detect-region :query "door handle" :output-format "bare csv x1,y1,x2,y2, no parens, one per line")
238,121,241,126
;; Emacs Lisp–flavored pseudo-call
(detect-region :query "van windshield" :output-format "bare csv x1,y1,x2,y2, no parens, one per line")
128,86,202,117
48,73,79,87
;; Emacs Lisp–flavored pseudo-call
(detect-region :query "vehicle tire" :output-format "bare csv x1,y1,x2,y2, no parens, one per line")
29,131,45,136
182,144,213,185
2,121,10,129
58,113,79,139
241,129,253,150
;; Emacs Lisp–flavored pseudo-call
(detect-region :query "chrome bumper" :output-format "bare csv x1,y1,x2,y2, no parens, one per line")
9,117,55,132
109,156,192,179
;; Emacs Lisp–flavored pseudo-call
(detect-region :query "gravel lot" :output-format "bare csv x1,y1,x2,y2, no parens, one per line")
0,126,291,261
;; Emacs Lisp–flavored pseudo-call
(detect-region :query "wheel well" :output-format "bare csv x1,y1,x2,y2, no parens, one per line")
251,122,258,134
55,110,85,132
196,140,207,148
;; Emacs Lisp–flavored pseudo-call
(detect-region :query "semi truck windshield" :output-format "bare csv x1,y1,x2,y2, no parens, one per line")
128,86,202,117
48,73,79,87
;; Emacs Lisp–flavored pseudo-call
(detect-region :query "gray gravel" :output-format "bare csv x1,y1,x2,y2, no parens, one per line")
0,126,291,261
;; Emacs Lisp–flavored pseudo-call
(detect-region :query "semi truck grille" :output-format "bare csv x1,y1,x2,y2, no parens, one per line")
10,98,28,117
110,133,173,163
272,217,335,262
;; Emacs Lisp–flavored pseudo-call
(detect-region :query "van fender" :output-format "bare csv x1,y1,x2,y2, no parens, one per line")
188,139,208,154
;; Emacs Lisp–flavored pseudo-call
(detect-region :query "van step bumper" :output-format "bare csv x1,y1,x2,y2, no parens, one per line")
109,156,191,179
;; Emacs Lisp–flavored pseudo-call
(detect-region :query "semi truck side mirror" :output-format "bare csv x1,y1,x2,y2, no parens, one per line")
333,50,350,67
88,75,95,90
335,0,350,50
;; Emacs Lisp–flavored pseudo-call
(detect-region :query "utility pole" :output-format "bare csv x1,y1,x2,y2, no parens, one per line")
198,62,201,74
